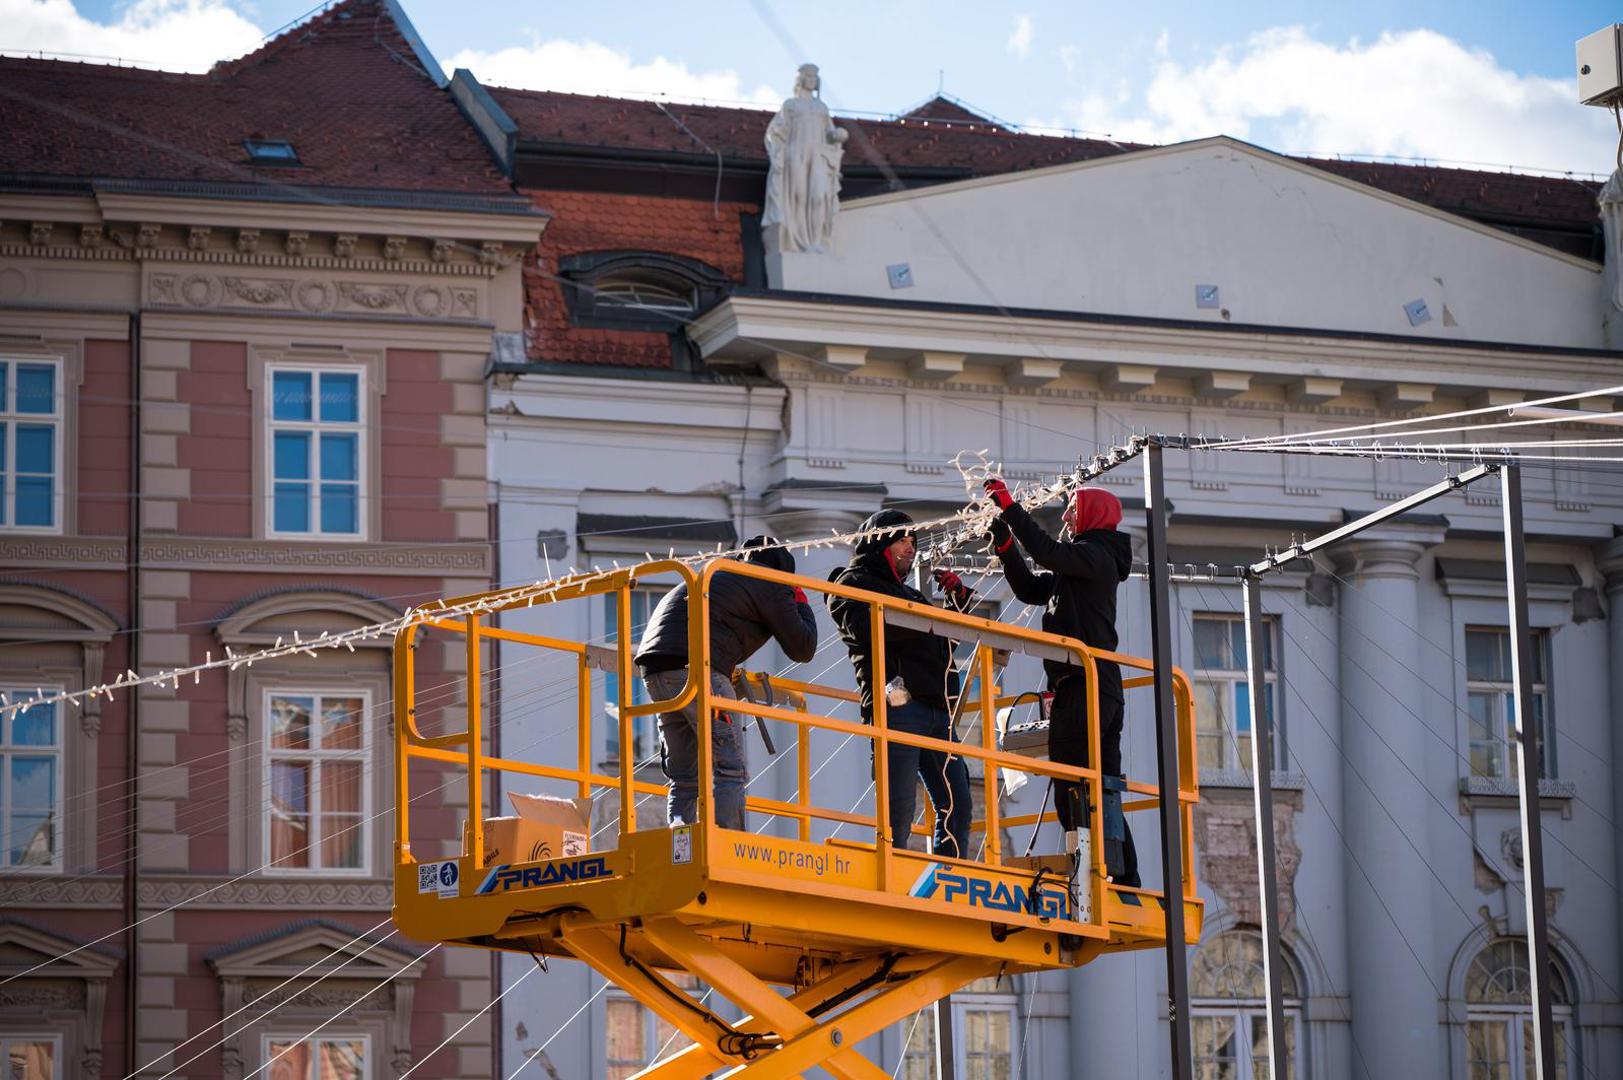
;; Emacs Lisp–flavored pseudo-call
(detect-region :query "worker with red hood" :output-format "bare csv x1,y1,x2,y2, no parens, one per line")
984,479,1140,887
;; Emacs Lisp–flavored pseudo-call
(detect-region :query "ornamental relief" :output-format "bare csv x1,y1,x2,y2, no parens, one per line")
246,980,393,1013
0,877,123,906
139,878,391,907
145,271,481,320
0,981,84,1009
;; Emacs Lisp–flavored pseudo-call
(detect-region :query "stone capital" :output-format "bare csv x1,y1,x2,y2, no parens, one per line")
1598,536,1623,595
1331,538,1428,582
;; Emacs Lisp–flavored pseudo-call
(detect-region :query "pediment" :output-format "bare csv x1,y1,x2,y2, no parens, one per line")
215,589,400,649
0,584,119,642
0,919,121,979
778,136,1604,351
207,920,424,980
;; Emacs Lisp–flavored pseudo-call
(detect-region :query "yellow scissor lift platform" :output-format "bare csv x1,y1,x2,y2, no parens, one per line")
393,559,1201,1078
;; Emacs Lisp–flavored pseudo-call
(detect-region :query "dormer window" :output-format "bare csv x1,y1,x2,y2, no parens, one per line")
594,274,696,316
244,139,300,165
559,251,729,331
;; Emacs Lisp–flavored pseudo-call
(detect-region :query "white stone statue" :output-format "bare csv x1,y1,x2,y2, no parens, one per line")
1599,170,1623,347
763,63,848,254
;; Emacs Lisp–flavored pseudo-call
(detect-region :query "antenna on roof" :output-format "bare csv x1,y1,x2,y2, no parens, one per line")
938,69,944,95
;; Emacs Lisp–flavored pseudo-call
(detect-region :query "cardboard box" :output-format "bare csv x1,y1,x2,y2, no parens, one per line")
471,792,592,867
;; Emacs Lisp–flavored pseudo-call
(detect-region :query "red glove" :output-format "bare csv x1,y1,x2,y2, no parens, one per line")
792,586,809,605
932,567,972,600
984,477,1015,511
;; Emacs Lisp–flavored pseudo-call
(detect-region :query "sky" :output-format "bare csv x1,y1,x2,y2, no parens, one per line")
7,0,1623,177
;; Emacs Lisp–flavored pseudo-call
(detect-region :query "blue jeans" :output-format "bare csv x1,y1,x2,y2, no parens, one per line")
642,668,747,830
885,700,972,859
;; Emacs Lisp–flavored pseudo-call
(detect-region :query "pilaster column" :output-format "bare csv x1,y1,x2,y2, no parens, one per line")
1332,538,1445,1076
1599,539,1623,985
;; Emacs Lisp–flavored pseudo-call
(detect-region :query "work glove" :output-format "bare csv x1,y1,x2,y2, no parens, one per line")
983,476,1015,511
932,567,973,603
987,517,1014,554
792,586,809,605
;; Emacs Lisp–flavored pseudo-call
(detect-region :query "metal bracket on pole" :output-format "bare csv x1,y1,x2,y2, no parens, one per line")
1144,439,1194,1080
1502,464,1557,1079
1243,573,1289,1079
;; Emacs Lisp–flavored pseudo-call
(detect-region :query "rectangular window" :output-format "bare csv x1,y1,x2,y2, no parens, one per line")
0,359,63,532
605,979,696,1077
1466,627,1551,780
1191,614,1279,774
268,367,362,537
263,1034,368,1080
1,690,61,871
265,691,369,873
0,1033,60,1079
604,587,668,766
900,984,1018,1079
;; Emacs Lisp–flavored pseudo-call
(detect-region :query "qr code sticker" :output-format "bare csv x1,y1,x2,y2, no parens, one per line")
417,862,438,893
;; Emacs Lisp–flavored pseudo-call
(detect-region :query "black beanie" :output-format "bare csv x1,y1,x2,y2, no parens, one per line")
742,534,795,574
853,509,916,555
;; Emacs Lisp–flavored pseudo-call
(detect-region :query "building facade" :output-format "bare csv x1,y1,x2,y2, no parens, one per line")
0,3,540,1077
459,81,1623,1078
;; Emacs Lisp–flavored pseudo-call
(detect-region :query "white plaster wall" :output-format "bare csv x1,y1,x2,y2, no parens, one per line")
776,140,1604,349
492,374,1622,1077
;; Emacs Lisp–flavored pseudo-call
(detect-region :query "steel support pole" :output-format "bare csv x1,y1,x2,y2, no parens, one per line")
1501,464,1557,1079
1144,441,1193,1080
1243,573,1289,1079
933,995,957,1080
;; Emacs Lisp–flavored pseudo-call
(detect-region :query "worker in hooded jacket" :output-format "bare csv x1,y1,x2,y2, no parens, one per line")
635,536,818,831
827,509,974,860
984,479,1140,887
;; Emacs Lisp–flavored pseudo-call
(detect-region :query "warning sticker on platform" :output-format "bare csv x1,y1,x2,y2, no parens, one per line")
418,860,460,899
671,825,693,865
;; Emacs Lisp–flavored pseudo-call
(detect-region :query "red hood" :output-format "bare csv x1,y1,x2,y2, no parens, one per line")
1071,487,1123,532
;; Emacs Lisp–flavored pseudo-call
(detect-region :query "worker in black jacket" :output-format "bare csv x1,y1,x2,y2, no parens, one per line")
827,509,973,860
635,536,818,830
985,479,1140,887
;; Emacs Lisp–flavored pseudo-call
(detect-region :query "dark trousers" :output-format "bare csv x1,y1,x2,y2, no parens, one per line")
1051,674,1140,886
885,700,973,860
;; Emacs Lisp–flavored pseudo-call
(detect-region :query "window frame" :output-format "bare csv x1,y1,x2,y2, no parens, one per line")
1464,626,1552,782
1190,929,1307,1080
1190,612,1282,775
604,978,698,1077
260,1031,370,1080
264,363,367,541
0,357,65,535
0,686,64,875
558,251,729,333
1463,939,1575,1080
0,1031,63,1079
897,986,1021,1079
260,687,373,878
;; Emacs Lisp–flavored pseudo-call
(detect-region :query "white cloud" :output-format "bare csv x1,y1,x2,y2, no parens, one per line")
1047,27,1617,176
447,38,781,108
1,0,264,71
1007,14,1034,60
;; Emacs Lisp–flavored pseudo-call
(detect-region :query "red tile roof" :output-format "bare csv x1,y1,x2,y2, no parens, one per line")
0,0,511,197
488,86,1600,239
522,189,750,367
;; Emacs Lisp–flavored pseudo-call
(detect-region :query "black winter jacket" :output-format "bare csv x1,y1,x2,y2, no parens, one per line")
996,503,1134,700
633,557,817,677
828,548,968,722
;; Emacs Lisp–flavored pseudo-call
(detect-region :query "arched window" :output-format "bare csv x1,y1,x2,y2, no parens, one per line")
558,251,729,332
1465,939,1573,1080
1191,928,1304,1079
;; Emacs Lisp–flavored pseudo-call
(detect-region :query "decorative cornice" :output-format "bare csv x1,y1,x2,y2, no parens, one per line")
0,535,126,569
146,270,481,321
0,535,491,574
0,876,123,907
0,243,133,262
138,536,491,574
138,877,391,908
